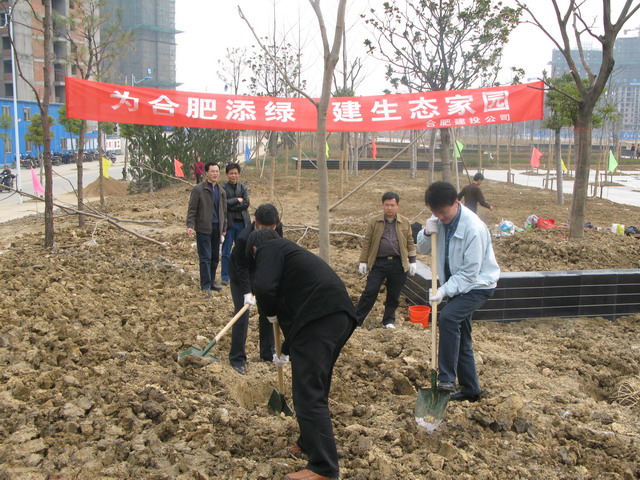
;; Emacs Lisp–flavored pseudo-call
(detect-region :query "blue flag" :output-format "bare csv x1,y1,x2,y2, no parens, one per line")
245,144,251,164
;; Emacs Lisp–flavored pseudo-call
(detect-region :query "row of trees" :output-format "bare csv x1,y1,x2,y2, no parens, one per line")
5,0,640,255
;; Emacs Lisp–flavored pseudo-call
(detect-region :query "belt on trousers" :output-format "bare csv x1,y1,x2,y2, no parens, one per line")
378,256,400,260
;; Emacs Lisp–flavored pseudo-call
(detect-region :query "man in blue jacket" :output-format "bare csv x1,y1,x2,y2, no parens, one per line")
417,181,500,402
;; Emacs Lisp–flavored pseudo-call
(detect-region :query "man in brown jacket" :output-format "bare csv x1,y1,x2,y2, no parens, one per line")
356,192,417,329
186,162,227,294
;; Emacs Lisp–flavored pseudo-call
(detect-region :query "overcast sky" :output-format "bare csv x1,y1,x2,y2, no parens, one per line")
175,0,637,96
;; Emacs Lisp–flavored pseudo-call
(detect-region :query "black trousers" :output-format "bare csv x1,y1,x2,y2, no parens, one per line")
228,277,274,367
355,257,408,326
196,224,220,291
289,312,356,478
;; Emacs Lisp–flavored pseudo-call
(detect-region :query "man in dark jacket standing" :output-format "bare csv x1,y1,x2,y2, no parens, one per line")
227,204,280,375
186,162,227,294
457,172,493,214
221,162,251,285
248,228,357,480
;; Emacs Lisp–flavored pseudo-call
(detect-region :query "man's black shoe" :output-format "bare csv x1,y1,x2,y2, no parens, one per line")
437,381,456,392
211,284,223,291
450,390,482,402
232,364,246,375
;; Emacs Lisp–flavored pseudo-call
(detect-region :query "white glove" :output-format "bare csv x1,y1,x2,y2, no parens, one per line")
272,353,289,367
424,215,439,235
409,263,417,276
220,234,225,244
358,263,368,275
429,287,445,304
244,293,256,308
267,315,278,324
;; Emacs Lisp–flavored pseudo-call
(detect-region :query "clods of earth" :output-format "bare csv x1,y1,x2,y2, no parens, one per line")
0,169,639,479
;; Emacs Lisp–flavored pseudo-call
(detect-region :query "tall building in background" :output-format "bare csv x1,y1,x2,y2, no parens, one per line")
549,33,640,139
102,0,181,89
1,0,80,103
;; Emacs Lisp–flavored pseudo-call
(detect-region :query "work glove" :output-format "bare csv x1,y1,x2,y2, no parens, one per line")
409,263,417,276
272,353,290,367
358,262,368,275
424,215,439,235
267,315,278,324
429,287,445,304
243,293,256,308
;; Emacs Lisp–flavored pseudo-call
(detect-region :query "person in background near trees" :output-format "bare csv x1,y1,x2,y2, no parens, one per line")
228,203,281,375
220,162,251,286
457,172,493,214
194,156,205,183
355,192,417,329
417,181,500,402
248,227,357,480
186,162,227,295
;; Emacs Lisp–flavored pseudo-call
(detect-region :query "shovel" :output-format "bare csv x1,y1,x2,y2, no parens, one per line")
415,232,450,431
267,323,293,416
177,304,250,361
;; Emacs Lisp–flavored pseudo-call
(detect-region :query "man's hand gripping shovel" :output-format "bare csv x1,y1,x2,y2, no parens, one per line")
415,233,450,431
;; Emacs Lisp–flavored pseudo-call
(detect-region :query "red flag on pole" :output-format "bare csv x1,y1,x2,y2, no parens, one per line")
530,147,542,168
372,139,378,160
174,158,184,177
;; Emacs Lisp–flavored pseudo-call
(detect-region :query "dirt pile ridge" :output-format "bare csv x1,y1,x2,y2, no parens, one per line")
0,169,639,479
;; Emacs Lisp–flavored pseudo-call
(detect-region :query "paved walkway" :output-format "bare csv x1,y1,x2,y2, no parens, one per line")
0,159,124,223
480,168,640,207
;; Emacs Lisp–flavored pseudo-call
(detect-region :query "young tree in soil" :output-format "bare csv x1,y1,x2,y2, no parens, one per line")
240,0,347,262
56,0,132,226
363,0,521,184
517,0,640,238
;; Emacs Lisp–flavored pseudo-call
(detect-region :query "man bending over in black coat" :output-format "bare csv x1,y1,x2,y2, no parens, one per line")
247,228,357,480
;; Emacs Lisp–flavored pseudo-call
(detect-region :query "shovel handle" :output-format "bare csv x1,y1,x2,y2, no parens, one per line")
201,303,251,356
273,323,286,393
431,233,438,371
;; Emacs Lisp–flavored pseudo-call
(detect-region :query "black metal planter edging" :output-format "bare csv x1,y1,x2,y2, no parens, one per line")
403,262,640,322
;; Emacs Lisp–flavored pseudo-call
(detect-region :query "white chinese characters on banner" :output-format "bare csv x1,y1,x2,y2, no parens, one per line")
186,98,218,120
110,91,139,112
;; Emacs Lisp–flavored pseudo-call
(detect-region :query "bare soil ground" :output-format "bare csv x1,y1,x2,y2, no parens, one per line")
1,169,639,480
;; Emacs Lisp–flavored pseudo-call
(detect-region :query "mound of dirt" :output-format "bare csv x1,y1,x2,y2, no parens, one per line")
84,177,129,197
1,169,639,479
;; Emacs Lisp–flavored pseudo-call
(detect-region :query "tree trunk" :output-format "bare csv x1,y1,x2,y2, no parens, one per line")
410,130,417,178
569,108,594,238
43,0,53,248
554,128,564,204
77,120,86,227
439,128,452,183
428,129,436,185
98,122,104,207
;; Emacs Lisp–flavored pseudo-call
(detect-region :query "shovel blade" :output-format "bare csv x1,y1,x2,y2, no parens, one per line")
268,389,293,416
415,370,450,432
177,346,218,361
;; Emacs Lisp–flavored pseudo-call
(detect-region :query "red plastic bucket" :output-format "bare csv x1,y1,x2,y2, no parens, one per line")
408,305,431,328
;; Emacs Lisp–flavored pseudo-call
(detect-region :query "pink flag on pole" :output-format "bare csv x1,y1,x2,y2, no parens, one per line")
372,139,378,160
174,158,184,177
530,147,542,168
31,167,44,195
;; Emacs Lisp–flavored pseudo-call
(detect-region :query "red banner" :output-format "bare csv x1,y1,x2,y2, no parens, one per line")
66,77,543,133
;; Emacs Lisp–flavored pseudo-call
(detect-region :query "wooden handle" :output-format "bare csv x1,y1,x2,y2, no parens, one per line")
273,323,286,393
431,233,438,370
214,303,250,343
